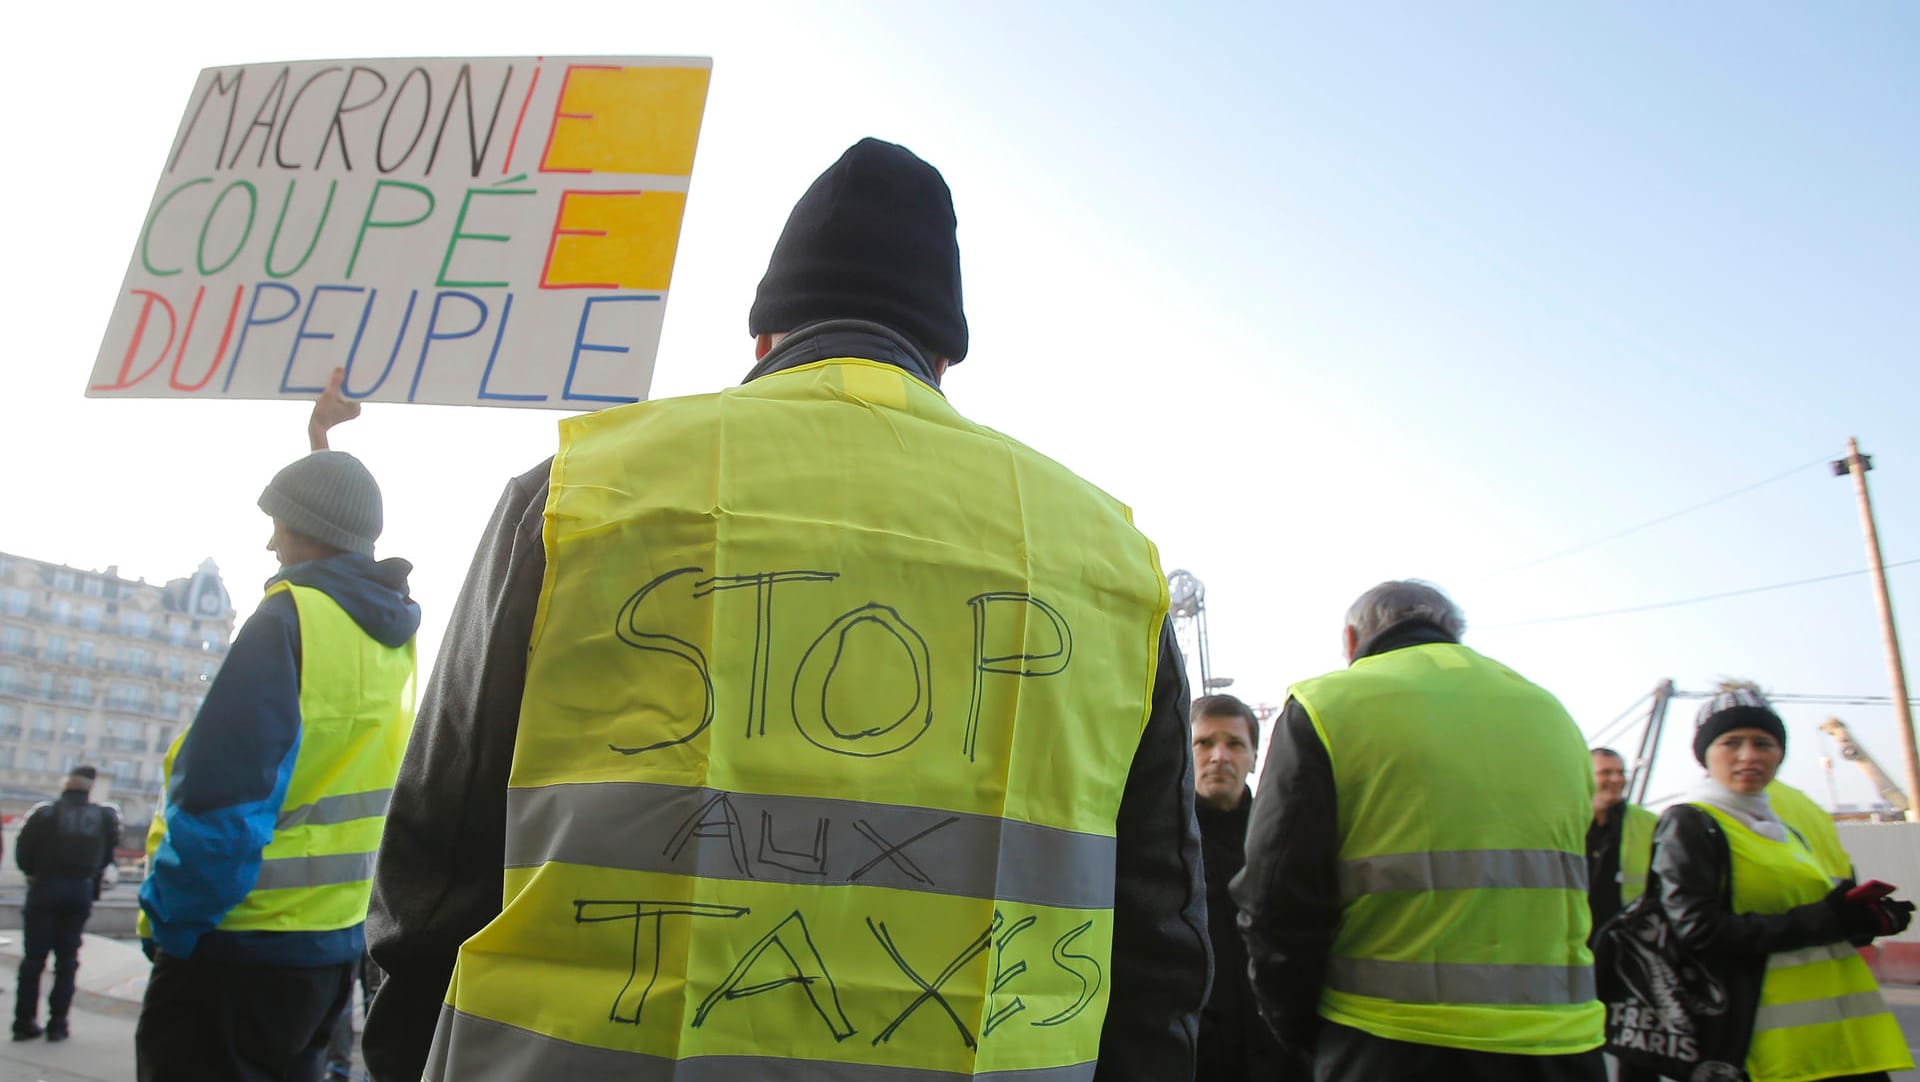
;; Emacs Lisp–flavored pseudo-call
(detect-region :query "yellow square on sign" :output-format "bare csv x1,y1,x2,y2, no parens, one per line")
544,65,710,176
543,190,690,291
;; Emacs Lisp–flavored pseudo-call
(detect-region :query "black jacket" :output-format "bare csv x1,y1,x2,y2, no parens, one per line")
17,790,119,887
1651,802,1854,960
364,322,1211,1082
1196,788,1283,1082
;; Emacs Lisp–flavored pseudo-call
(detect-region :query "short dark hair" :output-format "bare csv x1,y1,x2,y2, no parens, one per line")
1192,694,1259,752
1590,747,1626,764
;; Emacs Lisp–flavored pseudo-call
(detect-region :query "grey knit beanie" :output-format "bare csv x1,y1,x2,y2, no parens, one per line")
258,451,383,557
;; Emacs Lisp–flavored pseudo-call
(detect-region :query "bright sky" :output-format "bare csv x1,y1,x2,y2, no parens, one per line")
5,2,1917,808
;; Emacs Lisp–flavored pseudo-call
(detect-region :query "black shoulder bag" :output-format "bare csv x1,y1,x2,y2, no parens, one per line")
1593,808,1763,1082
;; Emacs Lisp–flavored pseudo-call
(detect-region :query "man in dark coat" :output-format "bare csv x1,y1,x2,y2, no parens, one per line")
1190,694,1284,1081
13,765,120,1041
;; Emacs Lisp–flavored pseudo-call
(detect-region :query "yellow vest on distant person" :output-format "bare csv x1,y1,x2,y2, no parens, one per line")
1290,642,1603,1056
428,359,1170,1081
1620,803,1656,904
1692,802,1910,1082
142,582,414,937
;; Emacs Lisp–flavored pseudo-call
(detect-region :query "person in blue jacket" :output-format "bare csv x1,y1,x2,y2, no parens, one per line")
135,378,419,1082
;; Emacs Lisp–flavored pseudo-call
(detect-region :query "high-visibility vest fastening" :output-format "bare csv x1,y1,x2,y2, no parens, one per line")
1692,803,1911,1082
1620,803,1656,904
143,583,415,937
429,359,1168,1081
1290,642,1605,1056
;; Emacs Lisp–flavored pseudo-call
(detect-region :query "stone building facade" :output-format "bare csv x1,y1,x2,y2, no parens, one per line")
0,550,235,830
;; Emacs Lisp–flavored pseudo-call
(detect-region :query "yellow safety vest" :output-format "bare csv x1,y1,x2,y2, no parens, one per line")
1291,642,1603,1055
1620,803,1656,904
135,730,187,941
430,358,1169,1081
146,582,415,935
1691,803,1910,1082
1766,781,1852,886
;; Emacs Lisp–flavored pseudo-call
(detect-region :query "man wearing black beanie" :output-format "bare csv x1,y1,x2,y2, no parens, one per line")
367,139,1208,1082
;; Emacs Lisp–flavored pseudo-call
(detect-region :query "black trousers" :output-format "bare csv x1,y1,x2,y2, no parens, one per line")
135,951,354,1082
1315,1022,1608,1082
14,884,92,1028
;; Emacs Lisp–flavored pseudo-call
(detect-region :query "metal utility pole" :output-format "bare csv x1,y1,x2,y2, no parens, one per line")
1833,438,1920,820
1627,680,1674,806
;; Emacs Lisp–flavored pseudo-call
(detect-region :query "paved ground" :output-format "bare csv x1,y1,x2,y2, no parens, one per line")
0,933,366,1082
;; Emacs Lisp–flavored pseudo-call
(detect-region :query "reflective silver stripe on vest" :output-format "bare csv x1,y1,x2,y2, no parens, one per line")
505,781,1115,911
252,851,374,891
1753,989,1891,1032
1337,848,1587,902
276,788,393,830
1766,941,1858,971
427,1006,1097,1082
1326,956,1595,1006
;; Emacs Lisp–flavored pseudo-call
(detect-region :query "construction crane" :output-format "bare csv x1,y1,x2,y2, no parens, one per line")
1166,569,1212,695
1818,717,1911,812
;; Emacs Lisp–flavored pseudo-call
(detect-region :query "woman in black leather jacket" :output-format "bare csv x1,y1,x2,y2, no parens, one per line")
1651,686,1911,1082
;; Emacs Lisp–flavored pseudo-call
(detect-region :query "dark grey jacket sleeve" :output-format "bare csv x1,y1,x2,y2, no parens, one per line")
364,460,552,1082
1096,620,1210,1082
1230,696,1340,1061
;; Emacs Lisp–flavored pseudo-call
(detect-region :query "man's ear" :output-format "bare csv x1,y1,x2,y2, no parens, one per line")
754,334,777,362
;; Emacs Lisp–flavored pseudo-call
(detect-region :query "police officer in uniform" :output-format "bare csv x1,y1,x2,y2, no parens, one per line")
13,765,120,1041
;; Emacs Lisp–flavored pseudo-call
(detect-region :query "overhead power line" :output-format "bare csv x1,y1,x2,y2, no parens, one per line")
1486,558,1920,629
1484,456,1829,579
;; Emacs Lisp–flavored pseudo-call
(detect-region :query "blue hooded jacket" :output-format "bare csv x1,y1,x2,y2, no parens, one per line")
139,553,420,966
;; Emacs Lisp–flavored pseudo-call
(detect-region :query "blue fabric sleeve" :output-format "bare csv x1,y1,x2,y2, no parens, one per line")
138,592,304,959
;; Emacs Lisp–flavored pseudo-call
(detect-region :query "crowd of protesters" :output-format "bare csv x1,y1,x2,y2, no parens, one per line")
96,136,1918,1082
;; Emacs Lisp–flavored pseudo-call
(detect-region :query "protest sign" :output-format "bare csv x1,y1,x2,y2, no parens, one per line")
86,56,711,409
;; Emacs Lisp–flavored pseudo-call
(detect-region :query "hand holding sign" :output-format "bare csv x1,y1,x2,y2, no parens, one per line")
309,367,361,451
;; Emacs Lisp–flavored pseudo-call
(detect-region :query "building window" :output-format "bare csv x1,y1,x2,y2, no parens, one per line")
0,702,18,738
63,713,87,745
30,710,54,741
45,634,66,663
168,623,185,646
156,725,175,752
0,664,14,690
25,750,46,772
126,613,151,638
4,590,26,616
109,760,132,781
167,656,183,681
161,690,179,716
69,677,92,702
0,747,13,768
83,577,103,598
61,752,77,773
51,599,70,625
53,570,74,592
77,640,96,666
81,606,101,631
0,626,23,655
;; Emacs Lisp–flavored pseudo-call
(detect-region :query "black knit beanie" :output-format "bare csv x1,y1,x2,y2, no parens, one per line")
749,138,968,362
259,451,383,557
1692,686,1788,765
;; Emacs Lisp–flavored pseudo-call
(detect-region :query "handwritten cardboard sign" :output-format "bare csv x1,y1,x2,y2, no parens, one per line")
87,56,711,410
